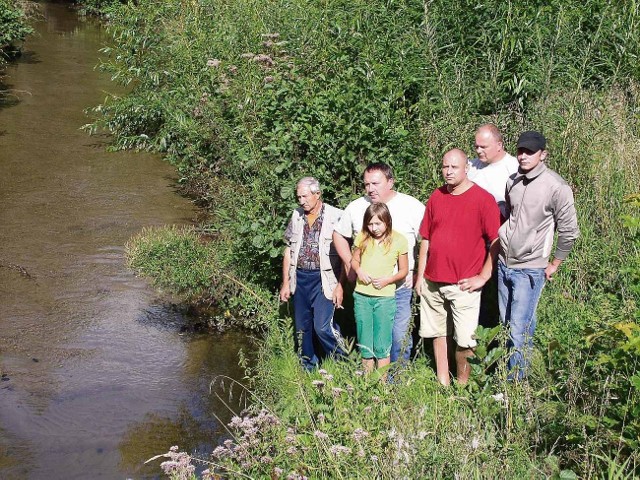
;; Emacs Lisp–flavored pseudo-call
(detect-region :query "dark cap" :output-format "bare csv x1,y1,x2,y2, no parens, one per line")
517,131,546,152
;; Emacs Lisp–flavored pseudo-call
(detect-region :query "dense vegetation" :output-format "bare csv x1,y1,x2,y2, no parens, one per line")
85,0,640,477
73,0,124,16
0,0,34,69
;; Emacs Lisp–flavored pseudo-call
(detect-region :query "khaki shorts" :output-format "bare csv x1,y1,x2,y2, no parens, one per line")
418,278,480,348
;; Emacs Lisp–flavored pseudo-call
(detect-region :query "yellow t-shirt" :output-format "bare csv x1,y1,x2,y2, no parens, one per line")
354,230,408,297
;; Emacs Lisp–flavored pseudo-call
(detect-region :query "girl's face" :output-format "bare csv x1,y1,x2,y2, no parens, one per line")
367,215,387,238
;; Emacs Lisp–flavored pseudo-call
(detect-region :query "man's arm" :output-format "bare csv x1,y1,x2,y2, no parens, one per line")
279,247,291,302
547,184,580,280
333,231,352,265
459,238,499,292
332,270,345,309
414,239,429,295
333,231,356,282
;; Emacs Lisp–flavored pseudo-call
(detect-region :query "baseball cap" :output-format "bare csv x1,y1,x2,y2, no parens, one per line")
517,131,546,151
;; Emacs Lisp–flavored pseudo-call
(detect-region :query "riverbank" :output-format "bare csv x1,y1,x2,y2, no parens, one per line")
88,0,640,477
0,0,34,68
0,3,254,478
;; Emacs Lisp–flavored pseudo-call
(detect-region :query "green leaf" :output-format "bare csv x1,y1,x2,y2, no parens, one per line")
280,184,294,200
558,470,578,480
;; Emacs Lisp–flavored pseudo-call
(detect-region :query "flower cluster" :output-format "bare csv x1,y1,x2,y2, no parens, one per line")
157,446,196,480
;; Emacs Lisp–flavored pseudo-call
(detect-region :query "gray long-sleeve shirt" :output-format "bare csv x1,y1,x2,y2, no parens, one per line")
499,162,580,269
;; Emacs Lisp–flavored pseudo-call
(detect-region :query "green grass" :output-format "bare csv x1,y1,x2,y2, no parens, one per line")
85,0,640,477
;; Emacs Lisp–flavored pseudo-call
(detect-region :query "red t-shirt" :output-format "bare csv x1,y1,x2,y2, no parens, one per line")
420,184,500,283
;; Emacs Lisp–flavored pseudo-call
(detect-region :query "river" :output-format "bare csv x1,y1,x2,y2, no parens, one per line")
0,2,250,478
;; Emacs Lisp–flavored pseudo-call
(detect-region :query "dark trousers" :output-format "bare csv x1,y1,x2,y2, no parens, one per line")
293,269,345,369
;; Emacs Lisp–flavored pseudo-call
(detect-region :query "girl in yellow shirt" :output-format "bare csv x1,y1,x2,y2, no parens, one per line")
351,203,408,375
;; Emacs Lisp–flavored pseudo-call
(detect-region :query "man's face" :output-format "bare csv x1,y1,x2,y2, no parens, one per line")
442,154,468,187
364,170,394,202
517,147,547,172
296,185,321,213
475,130,503,163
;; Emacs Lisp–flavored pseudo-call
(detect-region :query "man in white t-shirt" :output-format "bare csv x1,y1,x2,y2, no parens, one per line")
468,124,518,329
333,162,425,364
468,124,518,220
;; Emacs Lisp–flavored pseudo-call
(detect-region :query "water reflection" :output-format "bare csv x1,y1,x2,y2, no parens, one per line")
0,2,251,479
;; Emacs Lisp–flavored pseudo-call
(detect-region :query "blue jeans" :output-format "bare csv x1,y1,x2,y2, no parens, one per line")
293,269,346,370
391,286,413,363
497,261,546,380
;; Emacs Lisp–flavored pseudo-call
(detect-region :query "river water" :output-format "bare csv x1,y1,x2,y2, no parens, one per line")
0,2,250,478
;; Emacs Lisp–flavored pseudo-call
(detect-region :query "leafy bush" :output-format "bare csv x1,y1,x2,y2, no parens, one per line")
89,0,640,293
126,226,277,331
0,0,34,65
74,0,124,16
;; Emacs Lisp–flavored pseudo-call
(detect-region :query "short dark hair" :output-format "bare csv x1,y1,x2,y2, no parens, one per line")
364,162,394,180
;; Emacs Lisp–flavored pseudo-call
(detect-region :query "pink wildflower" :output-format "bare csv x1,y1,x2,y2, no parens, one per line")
353,428,370,441
212,446,229,458
332,387,345,397
252,54,275,66
329,445,352,455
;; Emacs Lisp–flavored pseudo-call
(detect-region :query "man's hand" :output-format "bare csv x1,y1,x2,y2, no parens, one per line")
414,277,423,296
279,283,291,302
458,275,487,292
332,283,344,309
545,262,559,281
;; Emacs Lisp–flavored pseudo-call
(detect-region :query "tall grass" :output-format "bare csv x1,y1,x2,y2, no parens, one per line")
89,0,640,476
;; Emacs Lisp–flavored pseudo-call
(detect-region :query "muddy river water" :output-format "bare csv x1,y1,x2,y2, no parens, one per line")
0,2,250,478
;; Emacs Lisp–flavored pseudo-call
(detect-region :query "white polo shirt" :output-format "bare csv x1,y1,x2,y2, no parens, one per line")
334,192,425,285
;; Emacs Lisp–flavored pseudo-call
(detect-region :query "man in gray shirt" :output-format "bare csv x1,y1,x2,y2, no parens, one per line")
498,131,580,380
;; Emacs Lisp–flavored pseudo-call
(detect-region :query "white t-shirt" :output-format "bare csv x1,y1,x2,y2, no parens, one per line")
334,192,425,284
468,153,518,218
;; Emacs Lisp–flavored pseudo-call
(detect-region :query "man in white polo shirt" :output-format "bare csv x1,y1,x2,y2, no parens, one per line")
333,162,425,364
468,124,518,220
468,124,519,329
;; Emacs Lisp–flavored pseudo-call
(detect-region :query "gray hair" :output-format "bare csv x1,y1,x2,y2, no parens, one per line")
297,176,321,194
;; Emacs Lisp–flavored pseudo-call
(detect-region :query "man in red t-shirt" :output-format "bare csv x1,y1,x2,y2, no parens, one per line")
415,149,500,385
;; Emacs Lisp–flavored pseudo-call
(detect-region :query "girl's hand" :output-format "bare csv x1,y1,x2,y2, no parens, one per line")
357,269,372,285
372,277,390,290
